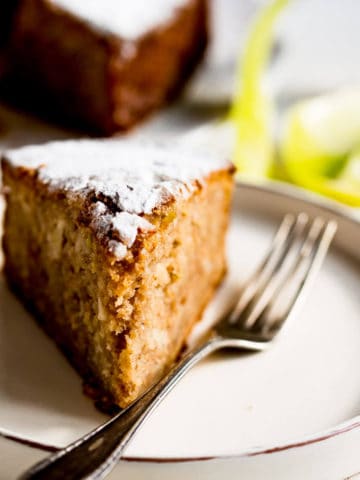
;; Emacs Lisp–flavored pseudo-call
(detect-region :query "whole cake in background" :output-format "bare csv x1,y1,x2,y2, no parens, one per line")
2,139,234,408
1,0,208,134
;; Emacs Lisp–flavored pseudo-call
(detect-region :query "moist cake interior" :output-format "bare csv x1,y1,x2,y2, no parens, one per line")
2,139,234,408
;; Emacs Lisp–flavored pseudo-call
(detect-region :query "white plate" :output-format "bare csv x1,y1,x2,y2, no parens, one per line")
1,181,360,480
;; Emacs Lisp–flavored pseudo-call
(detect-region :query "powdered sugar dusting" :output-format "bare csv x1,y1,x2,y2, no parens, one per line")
92,209,155,248
48,0,189,39
5,139,231,259
108,241,127,259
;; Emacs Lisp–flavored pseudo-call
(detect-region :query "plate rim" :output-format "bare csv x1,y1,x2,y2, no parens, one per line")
1,179,360,463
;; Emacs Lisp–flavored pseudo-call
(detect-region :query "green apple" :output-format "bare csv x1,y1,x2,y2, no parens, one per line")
231,0,289,178
282,89,360,206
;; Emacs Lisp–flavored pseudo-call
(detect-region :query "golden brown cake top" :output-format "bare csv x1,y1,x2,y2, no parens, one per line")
4,139,232,259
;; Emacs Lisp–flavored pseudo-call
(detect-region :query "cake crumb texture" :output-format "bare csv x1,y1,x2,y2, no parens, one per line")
2,140,234,407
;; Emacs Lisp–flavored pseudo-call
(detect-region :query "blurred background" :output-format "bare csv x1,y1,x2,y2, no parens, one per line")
187,0,360,105
1,0,359,206
3,0,360,129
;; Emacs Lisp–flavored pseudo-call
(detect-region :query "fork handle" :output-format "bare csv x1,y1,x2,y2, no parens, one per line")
19,336,220,480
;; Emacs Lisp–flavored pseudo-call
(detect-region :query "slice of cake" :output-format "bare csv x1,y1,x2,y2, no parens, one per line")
2,140,234,408
5,0,208,134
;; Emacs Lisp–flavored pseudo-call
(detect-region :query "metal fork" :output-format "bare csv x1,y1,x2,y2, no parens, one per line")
20,213,337,480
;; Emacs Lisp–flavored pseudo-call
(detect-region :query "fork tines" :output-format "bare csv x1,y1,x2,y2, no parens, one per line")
230,213,337,337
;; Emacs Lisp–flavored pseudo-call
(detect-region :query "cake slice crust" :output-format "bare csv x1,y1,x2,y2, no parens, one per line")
2,140,234,408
